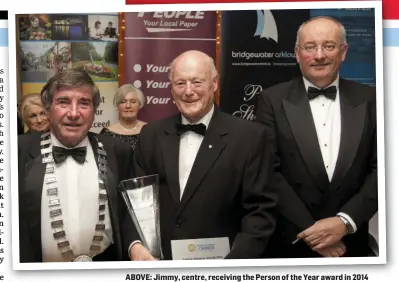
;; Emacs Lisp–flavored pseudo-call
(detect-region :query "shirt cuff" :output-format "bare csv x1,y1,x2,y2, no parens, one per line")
128,240,143,259
337,212,357,233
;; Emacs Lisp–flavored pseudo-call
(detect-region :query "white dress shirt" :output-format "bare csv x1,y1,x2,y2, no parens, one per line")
304,77,341,181
179,105,214,199
41,134,113,262
304,76,357,232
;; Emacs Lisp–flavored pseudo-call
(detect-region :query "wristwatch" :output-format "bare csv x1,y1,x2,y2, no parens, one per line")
338,215,354,234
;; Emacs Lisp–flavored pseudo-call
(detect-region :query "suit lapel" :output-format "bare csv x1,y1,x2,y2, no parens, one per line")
88,133,100,170
177,110,227,216
24,134,47,261
283,78,330,191
161,115,182,207
329,79,366,191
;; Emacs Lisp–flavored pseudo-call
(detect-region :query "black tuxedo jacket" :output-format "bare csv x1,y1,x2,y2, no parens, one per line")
132,108,277,260
104,27,116,37
256,77,377,257
18,131,138,262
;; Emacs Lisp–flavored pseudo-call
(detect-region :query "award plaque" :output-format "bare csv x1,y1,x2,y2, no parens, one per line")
119,174,163,260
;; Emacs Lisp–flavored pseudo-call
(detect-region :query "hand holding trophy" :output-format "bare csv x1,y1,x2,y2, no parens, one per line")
119,174,163,260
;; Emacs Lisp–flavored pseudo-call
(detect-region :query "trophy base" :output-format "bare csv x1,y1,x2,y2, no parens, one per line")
73,254,93,262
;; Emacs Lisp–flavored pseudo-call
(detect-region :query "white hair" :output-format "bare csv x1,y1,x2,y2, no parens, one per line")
113,84,145,108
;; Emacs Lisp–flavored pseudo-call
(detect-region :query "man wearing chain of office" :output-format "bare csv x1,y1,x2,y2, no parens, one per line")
18,69,138,262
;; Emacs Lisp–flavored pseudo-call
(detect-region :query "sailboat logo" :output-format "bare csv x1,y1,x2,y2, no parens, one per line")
254,10,278,43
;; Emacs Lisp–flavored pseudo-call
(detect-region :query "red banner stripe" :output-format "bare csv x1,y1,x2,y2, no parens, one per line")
125,0,398,20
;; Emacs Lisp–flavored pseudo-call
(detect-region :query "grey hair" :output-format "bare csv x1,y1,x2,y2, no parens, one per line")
295,16,347,47
168,50,218,81
113,84,145,108
41,69,101,111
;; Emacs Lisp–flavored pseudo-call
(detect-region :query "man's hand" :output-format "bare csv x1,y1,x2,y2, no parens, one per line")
315,240,346,257
297,217,347,250
130,243,157,261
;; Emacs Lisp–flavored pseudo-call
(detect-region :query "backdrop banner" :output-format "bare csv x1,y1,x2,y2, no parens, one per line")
219,8,376,121
17,13,119,133
123,11,216,122
310,8,376,87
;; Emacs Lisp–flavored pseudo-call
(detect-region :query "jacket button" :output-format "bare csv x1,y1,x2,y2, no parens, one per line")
176,220,182,227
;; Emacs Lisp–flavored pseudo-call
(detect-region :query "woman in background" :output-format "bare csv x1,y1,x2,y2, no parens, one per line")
18,93,49,134
100,84,147,149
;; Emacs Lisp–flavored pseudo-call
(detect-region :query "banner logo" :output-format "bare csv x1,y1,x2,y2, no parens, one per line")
137,11,204,33
254,10,278,43
232,84,263,121
188,244,196,252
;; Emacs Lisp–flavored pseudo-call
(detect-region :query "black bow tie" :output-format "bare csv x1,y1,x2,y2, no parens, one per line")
307,86,337,100
52,146,87,164
176,123,207,136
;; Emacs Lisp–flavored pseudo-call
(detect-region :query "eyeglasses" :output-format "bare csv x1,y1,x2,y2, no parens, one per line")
297,43,344,53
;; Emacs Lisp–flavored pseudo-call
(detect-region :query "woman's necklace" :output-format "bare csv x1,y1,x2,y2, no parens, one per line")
119,122,138,132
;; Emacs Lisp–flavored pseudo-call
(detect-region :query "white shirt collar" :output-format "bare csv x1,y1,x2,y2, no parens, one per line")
50,132,89,149
181,104,214,129
303,76,339,91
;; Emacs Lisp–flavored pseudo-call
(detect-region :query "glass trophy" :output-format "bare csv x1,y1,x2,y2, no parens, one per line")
119,174,163,260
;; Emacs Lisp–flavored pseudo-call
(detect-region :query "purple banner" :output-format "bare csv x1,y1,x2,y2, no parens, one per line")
124,11,217,122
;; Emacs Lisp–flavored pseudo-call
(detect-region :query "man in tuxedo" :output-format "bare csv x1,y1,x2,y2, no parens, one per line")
18,69,138,262
103,21,116,38
129,50,277,260
256,16,377,258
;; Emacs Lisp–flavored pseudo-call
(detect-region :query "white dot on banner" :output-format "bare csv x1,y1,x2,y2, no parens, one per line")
133,64,142,72
133,80,142,88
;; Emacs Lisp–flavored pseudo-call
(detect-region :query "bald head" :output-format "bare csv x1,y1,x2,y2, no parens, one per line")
295,16,347,47
169,50,218,123
168,50,218,81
